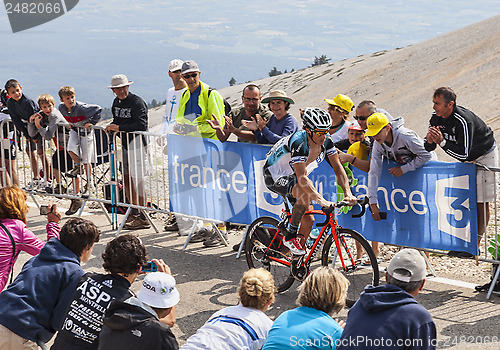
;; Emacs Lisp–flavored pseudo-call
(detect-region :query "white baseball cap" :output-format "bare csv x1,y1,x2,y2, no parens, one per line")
169,59,183,72
137,272,180,308
387,249,426,282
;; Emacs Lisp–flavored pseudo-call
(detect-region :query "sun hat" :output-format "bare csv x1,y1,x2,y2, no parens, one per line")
324,94,354,113
137,272,180,309
387,248,426,282
348,121,364,131
364,112,389,137
261,90,294,104
169,59,184,72
181,60,200,75
109,74,133,89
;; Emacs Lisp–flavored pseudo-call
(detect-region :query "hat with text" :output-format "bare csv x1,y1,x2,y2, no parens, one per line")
109,74,133,89
324,94,354,113
387,248,426,282
169,59,184,72
181,60,199,74
348,121,364,131
137,272,180,309
261,90,294,104
364,112,389,137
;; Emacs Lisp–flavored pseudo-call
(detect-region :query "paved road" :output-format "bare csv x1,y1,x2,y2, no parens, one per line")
12,205,500,349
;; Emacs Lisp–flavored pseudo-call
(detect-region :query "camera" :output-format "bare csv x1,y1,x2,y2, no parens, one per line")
141,261,158,272
40,205,49,215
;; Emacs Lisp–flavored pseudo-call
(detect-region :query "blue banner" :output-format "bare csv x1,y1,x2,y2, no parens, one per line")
168,135,478,254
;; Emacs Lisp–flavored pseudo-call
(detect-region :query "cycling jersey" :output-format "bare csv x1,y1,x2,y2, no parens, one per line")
264,130,338,182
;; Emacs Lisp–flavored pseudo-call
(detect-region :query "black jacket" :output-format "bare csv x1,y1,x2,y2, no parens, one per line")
98,298,178,350
424,105,495,161
6,94,39,138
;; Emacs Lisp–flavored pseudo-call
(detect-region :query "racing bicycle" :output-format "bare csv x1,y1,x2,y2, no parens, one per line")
244,196,379,307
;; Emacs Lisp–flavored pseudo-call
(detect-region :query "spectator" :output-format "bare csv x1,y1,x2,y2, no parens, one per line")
334,121,367,153
105,74,151,230
325,94,353,143
262,266,349,350
366,113,433,261
162,59,187,233
208,84,273,143
58,86,102,215
98,267,179,350
52,234,152,349
0,92,18,186
338,100,394,172
181,268,276,350
31,94,70,194
337,249,436,350
0,186,61,291
172,60,227,247
425,86,498,258
242,90,298,144
4,79,47,190
0,217,100,349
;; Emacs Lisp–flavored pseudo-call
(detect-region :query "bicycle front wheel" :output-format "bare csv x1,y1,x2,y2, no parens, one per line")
244,216,295,293
321,228,379,307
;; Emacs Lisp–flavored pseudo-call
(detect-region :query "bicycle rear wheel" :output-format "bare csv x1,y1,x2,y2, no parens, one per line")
244,216,295,293
321,228,379,307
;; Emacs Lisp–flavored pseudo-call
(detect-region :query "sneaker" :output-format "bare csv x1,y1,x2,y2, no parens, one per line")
125,214,138,224
203,232,228,248
164,216,179,232
66,199,83,216
67,164,84,178
282,237,306,255
189,228,213,243
125,217,151,230
53,184,67,195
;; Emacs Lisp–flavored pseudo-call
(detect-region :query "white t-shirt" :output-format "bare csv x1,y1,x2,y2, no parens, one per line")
161,86,186,134
330,119,352,143
180,304,273,350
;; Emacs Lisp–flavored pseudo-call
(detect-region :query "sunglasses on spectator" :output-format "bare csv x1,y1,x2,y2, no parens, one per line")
182,73,198,79
354,115,369,121
313,130,328,136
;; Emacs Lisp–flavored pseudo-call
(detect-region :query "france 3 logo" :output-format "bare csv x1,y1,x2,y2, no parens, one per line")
3,0,79,33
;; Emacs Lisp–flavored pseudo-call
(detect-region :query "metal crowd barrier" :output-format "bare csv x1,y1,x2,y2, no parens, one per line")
0,119,172,235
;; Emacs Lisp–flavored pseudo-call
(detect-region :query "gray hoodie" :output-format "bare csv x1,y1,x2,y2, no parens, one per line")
368,117,435,204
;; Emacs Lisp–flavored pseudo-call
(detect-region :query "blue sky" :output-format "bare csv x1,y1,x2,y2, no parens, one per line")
1,1,499,107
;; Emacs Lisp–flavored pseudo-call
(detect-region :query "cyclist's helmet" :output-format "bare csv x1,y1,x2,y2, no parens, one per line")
302,107,332,131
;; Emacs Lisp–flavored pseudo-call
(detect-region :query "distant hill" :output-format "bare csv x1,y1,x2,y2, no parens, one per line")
149,15,500,159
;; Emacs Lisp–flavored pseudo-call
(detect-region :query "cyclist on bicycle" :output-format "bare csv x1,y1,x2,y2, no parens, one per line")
263,107,357,255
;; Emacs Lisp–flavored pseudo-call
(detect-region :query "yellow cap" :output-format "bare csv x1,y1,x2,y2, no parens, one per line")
324,94,354,113
348,141,369,160
365,113,389,137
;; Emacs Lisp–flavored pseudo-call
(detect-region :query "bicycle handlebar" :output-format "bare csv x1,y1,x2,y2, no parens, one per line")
316,196,369,227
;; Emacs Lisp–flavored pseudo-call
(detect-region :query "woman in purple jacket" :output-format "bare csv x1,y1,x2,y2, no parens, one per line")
0,185,61,291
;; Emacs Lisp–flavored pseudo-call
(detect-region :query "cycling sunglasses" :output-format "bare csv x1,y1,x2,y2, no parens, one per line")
313,130,328,136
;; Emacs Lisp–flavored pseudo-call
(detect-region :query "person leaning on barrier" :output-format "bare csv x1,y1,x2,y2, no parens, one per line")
262,266,349,350
98,264,179,350
105,74,151,230
181,268,276,350
0,186,61,292
172,60,228,247
425,87,498,259
52,235,169,350
0,217,100,349
337,249,436,350
208,84,273,143
325,93,353,143
0,94,19,187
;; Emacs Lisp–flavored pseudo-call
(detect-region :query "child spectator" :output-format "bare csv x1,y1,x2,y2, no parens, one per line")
98,265,179,350
0,91,19,186
0,186,61,291
366,113,434,260
52,234,152,350
30,94,70,194
58,86,102,215
0,217,100,349
262,266,349,350
181,268,276,350
4,79,47,190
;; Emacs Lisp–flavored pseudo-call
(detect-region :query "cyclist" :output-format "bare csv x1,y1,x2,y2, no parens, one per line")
263,107,357,255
